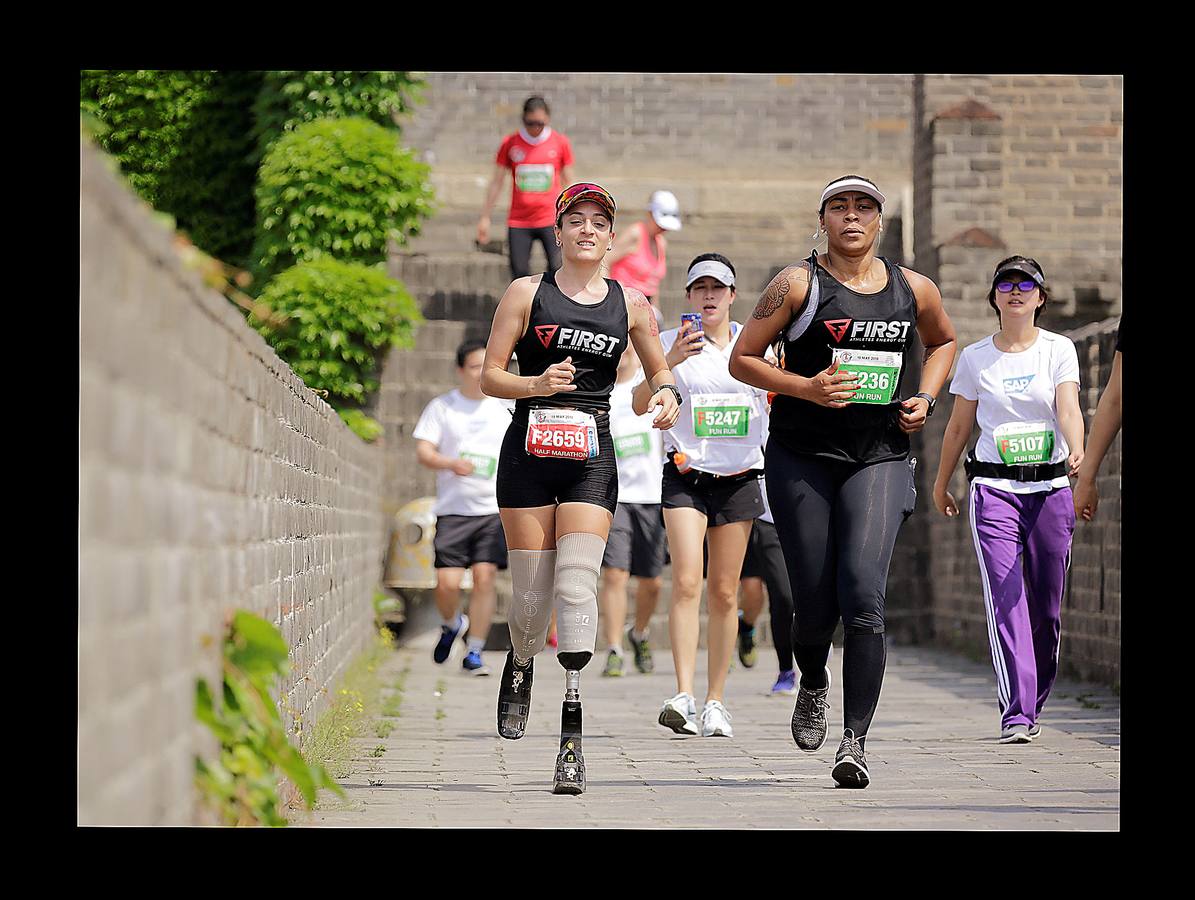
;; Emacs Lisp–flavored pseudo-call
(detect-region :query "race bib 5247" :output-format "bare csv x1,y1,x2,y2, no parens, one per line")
691,393,751,438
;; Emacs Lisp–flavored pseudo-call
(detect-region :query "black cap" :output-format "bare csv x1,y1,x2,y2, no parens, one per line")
993,256,1046,286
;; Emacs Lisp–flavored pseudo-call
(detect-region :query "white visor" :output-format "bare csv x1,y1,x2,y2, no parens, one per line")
819,178,886,210
686,259,735,289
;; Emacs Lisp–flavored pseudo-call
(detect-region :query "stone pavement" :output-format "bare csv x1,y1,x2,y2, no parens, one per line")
305,632,1119,830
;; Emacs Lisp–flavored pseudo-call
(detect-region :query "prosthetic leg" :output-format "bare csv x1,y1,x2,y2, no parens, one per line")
498,550,556,740
550,533,604,795
553,665,586,795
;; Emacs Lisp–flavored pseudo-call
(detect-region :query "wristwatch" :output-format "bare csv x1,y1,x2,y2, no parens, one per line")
657,384,683,407
912,392,937,416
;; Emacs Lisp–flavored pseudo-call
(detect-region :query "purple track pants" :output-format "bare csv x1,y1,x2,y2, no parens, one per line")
968,483,1075,730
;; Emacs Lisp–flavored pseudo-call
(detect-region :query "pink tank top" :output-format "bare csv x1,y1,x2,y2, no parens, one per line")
610,222,667,299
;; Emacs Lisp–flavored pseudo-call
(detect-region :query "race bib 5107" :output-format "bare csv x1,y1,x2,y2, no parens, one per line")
994,421,1055,465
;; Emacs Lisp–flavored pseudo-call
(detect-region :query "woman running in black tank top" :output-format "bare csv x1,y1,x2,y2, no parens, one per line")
729,175,958,789
480,183,680,795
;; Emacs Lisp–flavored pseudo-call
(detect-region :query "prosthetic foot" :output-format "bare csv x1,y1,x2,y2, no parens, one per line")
552,669,586,795
497,651,533,740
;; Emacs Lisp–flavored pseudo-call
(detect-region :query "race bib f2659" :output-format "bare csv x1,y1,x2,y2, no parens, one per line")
525,408,599,460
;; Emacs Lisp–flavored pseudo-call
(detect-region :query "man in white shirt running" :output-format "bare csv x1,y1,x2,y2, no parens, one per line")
413,339,515,675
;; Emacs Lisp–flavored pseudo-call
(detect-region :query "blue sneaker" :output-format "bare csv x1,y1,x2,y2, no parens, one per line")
462,649,490,676
770,670,797,696
433,613,469,664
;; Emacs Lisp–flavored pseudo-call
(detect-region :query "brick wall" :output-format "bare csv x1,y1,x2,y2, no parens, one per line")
79,140,388,825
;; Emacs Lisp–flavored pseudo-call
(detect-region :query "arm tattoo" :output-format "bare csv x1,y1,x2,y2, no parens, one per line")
753,269,793,320
629,289,658,336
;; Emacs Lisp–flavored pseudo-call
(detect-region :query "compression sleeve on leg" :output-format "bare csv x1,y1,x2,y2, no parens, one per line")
507,549,557,663
554,532,605,664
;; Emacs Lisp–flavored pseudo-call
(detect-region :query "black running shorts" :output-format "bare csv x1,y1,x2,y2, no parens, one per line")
661,461,763,527
602,502,666,577
496,415,619,514
433,513,509,570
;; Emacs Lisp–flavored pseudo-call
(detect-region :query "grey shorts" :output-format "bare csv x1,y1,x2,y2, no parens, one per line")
433,514,508,570
602,502,666,578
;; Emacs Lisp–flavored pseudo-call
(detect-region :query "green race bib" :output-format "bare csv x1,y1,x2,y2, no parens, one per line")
614,432,651,458
994,422,1054,465
831,348,902,405
460,451,497,479
515,163,554,193
692,393,751,438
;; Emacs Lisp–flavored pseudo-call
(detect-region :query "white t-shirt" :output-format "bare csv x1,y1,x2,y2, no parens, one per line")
609,376,664,504
412,390,514,516
660,321,767,476
949,329,1080,494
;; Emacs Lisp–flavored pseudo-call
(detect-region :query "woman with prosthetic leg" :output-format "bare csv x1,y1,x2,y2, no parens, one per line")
481,183,680,794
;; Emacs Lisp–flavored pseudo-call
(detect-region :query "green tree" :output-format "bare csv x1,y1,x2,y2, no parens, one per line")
253,258,422,419
252,71,423,164
80,70,263,268
251,116,433,284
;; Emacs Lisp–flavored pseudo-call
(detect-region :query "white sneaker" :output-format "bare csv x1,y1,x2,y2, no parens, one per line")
658,692,699,735
701,699,734,738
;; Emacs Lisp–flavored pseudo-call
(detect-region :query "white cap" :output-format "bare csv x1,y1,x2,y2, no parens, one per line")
819,177,886,210
648,190,682,231
686,259,735,289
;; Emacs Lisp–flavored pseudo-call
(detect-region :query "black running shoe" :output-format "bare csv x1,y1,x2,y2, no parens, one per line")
737,618,758,668
831,729,870,789
553,700,585,795
790,667,831,752
497,651,533,740
626,625,654,674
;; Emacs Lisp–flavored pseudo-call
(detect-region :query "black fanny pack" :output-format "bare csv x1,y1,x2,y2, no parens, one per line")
964,450,1066,483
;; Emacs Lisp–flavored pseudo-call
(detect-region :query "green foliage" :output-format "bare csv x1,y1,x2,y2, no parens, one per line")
252,116,434,283
253,258,422,406
195,611,344,826
302,625,395,783
80,70,263,267
339,409,384,442
252,71,423,163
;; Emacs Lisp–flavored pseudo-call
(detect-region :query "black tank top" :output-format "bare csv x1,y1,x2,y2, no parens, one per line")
513,270,629,417
770,254,918,464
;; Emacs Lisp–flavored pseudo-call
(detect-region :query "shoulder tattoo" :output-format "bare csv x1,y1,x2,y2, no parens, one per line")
628,288,658,336
753,267,800,320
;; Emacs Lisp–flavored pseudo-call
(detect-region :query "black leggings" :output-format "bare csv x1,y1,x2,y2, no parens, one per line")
764,440,916,742
508,226,562,279
746,520,796,672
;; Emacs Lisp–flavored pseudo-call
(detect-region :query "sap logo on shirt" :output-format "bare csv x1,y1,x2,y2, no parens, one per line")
824,318,913,343
537,324,622,356
1003,374,1036,394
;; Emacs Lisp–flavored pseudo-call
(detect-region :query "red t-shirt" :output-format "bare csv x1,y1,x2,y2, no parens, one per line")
495,130,574,229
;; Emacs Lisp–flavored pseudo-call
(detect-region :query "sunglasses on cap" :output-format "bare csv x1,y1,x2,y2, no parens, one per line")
556,182,617,221
996,280,1039,293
